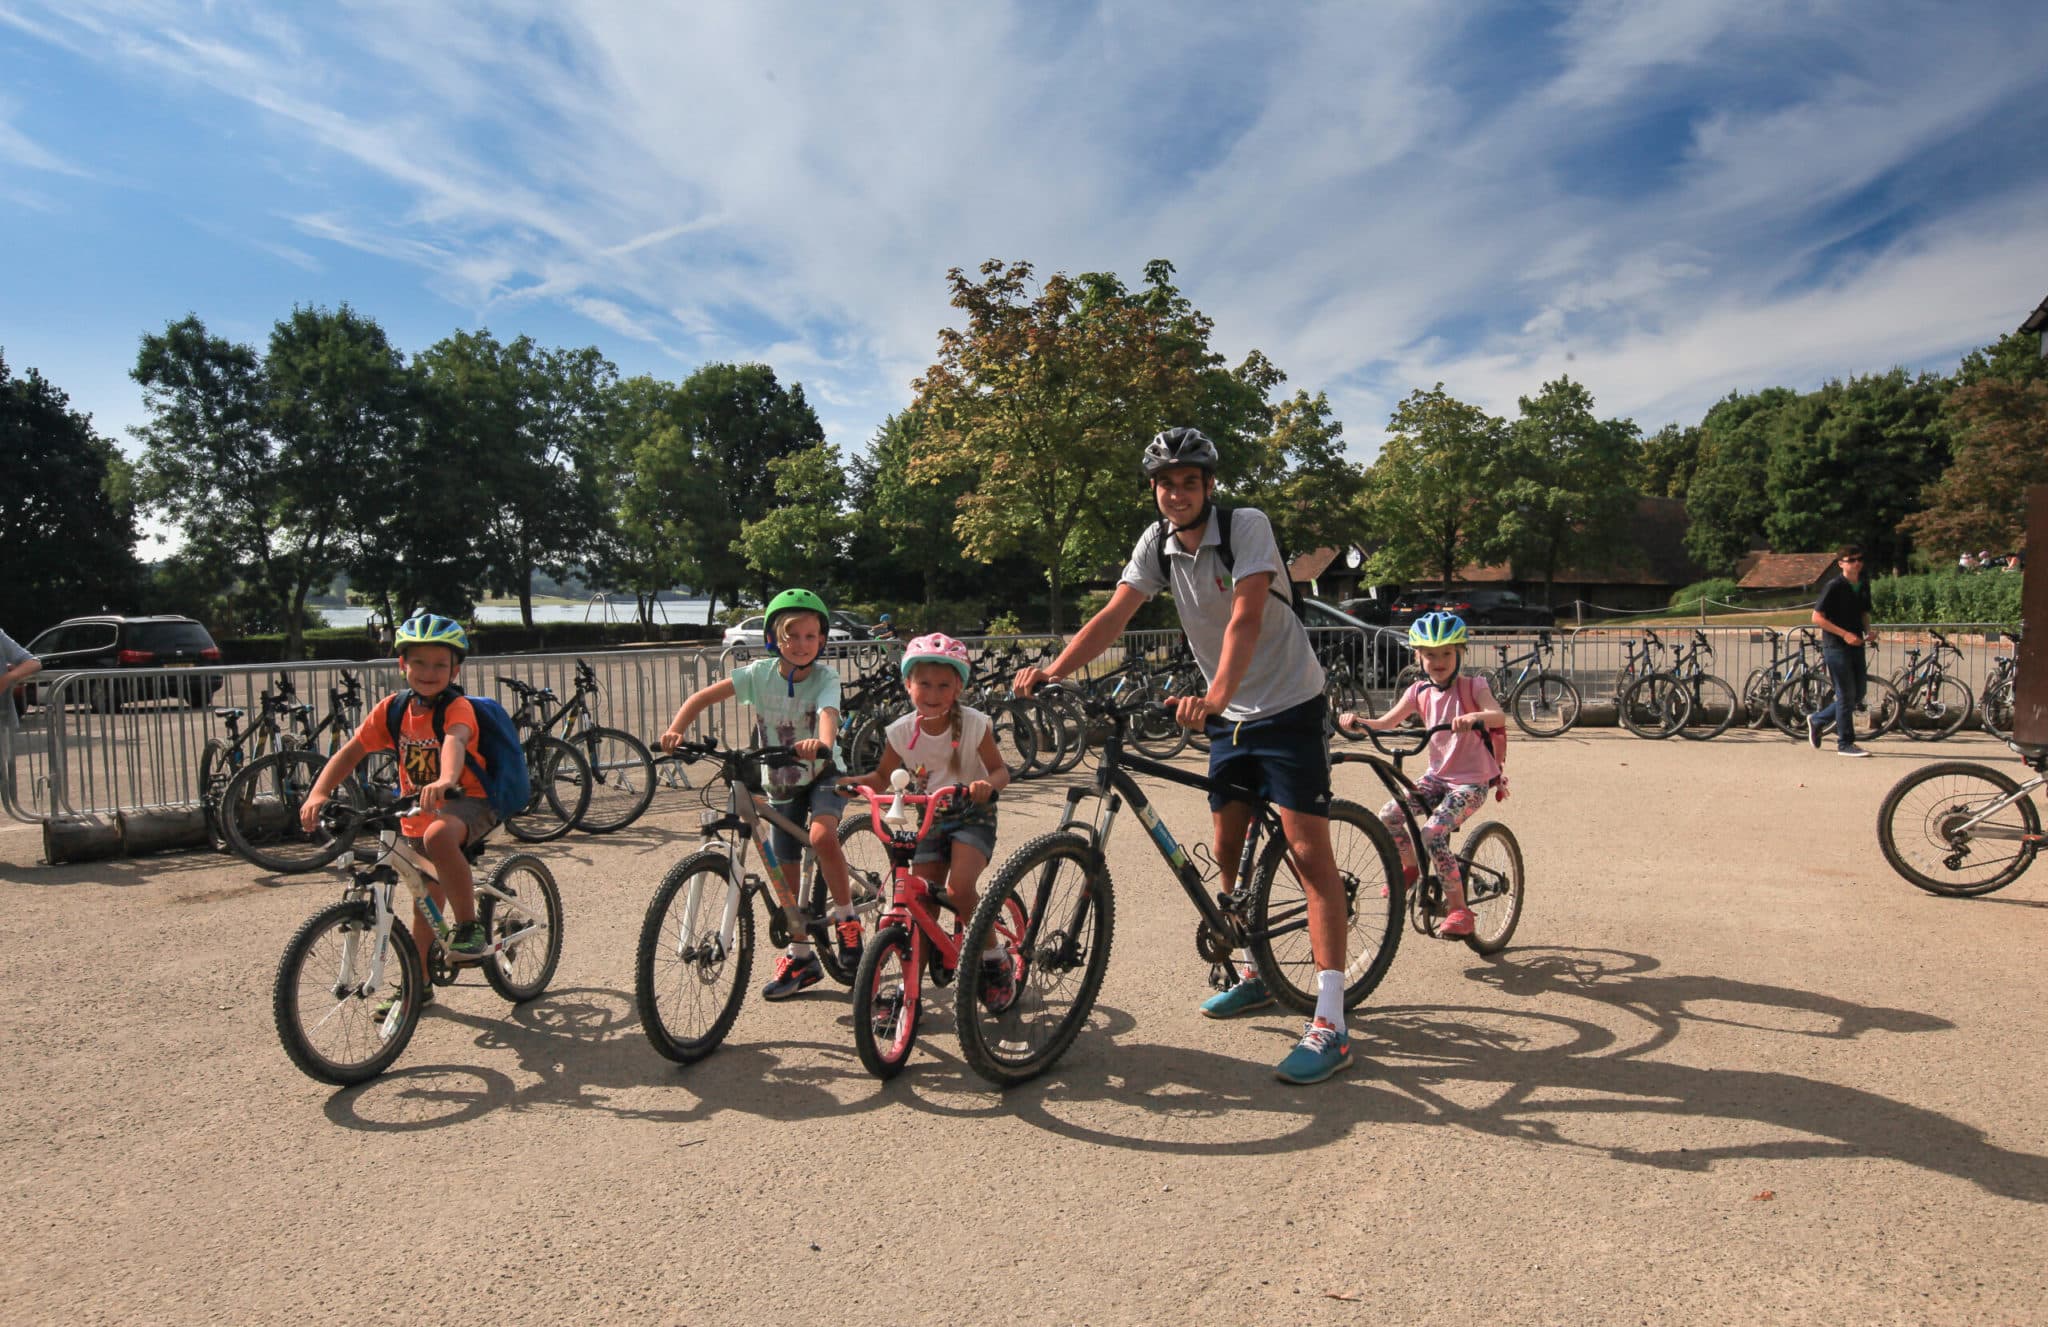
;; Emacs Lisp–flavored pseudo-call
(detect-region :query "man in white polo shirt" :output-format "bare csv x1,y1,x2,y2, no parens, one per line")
1016,426,1362,1084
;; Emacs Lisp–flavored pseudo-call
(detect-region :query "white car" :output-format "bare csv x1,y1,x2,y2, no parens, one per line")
721,615,853,650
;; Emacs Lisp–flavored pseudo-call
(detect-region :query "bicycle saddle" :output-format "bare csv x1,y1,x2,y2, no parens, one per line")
212,707,245,721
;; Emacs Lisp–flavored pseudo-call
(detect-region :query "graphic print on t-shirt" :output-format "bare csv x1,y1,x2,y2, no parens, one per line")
400,737,442,789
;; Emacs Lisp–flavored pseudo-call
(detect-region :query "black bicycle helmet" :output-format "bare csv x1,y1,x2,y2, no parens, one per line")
1141,426,1219,479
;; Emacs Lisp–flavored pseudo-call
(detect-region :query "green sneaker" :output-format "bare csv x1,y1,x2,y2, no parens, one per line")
371,985,432,1024
1200,976,1274,1019
448,920,489,958
1275,1018,1352,1084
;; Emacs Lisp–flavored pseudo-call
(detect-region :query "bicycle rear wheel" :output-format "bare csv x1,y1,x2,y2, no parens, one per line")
506,735,593,842
1509,673,1580,737
955,832,1116,1087
273,899,425,1085
1876,761,2040,896
1129,702,1190,759
222,748,359,873
1981,676,2016,739
1246,799,1404,1013
1456,821,1525,954
478,853,564,1002
810,816,891,986
852,925,920,1079
1677,674,1739,741
1619,674,1691,738
635,850,752,1063
569,727,656,833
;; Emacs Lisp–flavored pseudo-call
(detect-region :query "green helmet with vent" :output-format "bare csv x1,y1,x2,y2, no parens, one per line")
763,588,830,652
394,613,469,660
1407,611,1468,648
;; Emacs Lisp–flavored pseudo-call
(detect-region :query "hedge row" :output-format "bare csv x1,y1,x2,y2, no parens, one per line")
1871,571,2023,626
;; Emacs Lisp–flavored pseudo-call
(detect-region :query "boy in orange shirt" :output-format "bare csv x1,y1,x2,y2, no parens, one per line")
301,614,494,992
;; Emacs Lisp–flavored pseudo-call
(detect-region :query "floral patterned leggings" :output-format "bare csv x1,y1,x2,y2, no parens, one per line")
1379,774,1488,895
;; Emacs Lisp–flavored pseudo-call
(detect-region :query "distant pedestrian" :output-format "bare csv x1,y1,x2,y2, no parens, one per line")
1,628,41,732
1958,551,1977,572
1807,546,1876,758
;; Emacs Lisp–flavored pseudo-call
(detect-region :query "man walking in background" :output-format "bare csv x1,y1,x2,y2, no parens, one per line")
1807,546,1877,758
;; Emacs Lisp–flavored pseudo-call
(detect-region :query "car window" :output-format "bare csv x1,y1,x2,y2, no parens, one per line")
26,627,64,654
128,622,216,652
68,624,120,654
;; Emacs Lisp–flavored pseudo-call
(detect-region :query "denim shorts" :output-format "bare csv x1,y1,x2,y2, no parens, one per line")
911,802,999,865
1203,694,1332,817
767,779,849,865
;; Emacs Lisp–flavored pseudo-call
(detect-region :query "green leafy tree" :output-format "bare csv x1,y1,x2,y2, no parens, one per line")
1639,423,1700,500
1901,376,2048,557
1358,385,1512,588
590,375,696,626
1953,330,2047,390
0,351,143,636
1682,388,1794,573
1762,369,1949,572
737,442,855,591
1232,389,1368,566
1496,377,1643,608
911,258,1277,631
625,362,824,618
845,410,968,606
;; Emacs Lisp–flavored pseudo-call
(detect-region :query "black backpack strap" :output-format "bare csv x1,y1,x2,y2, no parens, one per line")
1153,518,1174,586
386,687,460,747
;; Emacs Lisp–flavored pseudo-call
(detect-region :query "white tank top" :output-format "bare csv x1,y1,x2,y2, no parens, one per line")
884,706,994,789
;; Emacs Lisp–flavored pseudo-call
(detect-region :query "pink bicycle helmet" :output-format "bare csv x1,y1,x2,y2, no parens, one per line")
899,632,972,684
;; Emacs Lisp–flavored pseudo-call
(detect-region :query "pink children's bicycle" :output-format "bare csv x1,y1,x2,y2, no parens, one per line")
843,771,1026,1080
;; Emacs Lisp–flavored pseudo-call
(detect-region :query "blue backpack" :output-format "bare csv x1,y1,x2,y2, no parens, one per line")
383,686,531,818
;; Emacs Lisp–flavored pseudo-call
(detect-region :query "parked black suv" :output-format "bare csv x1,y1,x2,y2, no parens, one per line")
1435,588,1554,628
20,615,224,711
1301,598,1408,686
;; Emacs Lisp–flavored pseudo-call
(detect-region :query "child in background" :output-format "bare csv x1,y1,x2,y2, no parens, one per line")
660,590,858,1000
843,633,1012,1002
1337,611,1505,939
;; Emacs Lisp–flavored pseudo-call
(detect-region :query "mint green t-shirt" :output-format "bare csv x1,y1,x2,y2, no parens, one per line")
727,655,844,792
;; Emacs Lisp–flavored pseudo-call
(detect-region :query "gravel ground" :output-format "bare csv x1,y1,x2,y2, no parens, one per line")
3,727,2044,1326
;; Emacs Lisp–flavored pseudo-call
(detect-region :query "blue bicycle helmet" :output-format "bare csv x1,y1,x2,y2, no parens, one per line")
394,613,469,660
1407,611,1468,648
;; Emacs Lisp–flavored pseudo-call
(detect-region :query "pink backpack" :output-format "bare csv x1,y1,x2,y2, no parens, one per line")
1457,674,1510,802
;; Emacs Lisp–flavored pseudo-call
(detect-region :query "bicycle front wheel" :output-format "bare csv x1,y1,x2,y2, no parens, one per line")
852,925,920,1080
1509,673,1580,737
570,727,656,833
955,832,1116,1087
222,748,358,873
1246,798,1405,1013
1456,821,1525,954
635,850,753,1063
478,853,564,1002
1897,675,1974,741
1677,674,1739,741
273,899,425,1085
1876,761,2040,896
1619,674,1691,738
506,735,593,843
1981,677,2016,739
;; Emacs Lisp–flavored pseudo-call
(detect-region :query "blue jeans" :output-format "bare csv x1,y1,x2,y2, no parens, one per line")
1810,645,1867,749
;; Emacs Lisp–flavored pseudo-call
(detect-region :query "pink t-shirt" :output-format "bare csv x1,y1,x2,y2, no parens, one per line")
1405,674,1501,787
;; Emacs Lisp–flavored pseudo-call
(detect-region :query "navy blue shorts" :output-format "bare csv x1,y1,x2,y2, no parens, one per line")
1204,695,1332,818
766,779,849,866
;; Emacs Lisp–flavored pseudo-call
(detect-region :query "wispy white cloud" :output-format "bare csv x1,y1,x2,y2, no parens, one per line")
7,0,2047,466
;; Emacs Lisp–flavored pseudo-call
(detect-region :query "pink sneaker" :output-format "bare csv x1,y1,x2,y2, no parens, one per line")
1439,907,1476,939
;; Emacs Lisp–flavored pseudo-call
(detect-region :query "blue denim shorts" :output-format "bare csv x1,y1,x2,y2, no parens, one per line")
911,802,999,865
1203,694,1332,817
767,779,849,865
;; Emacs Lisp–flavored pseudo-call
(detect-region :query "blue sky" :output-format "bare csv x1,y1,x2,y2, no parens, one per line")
5,0,2046,538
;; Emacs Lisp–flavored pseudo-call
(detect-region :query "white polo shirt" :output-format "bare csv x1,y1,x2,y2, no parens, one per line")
1118,506,1325,722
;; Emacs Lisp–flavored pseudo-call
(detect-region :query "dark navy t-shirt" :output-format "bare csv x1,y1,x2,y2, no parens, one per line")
1815,575,1871,642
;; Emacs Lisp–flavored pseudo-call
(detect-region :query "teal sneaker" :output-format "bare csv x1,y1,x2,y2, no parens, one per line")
1275,1018,1352,1084
1200,976,1274,1019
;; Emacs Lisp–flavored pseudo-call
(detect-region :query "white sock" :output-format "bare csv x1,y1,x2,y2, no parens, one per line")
1313,970,1345,1033
830,905,855,922
983,944,1006,963
1237,955,1259,983
789,942,813,960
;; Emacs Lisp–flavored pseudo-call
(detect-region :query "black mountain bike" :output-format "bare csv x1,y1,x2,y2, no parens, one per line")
1484,631,1580,738
220,670,400,873
502,661,656,832
950,687,1403,1087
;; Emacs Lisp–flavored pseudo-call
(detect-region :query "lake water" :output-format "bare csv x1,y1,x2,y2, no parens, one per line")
319,599,717,628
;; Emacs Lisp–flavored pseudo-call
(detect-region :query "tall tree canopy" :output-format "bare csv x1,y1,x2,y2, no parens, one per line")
1358,385,1511,589
0,351,143,637
911,259,1278,631
1761,369,1948,572
1497,377,1643,606
1232,389,1368,568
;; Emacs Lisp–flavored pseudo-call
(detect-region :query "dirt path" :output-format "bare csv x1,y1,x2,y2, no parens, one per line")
3,729,2044,1325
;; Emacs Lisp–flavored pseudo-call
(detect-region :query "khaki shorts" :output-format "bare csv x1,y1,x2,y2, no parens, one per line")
403,795,498,852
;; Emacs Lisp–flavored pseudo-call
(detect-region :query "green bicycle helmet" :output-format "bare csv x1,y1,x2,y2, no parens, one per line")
1407,611,1468,648
762,588,830,653
393,612,469,660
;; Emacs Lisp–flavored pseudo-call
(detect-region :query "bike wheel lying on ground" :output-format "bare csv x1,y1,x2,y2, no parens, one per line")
506,735,593,843
955,832,1117,1087
1619,674,1692,738
569,727,656,833
1876,761,2040,896
1508,673,1580,737
222,748,361,873
273,900,426,1086
478,853,564,1002
636,850,753,1063
1247,798,1405,1013
1456,821,1525,954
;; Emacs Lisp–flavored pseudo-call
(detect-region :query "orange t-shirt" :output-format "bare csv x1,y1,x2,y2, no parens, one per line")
355,693,489,836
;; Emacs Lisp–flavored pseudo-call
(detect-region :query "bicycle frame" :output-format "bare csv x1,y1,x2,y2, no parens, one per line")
844,782,978,986
670,752,828,971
